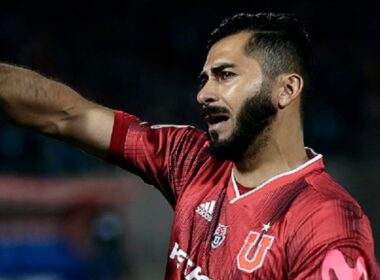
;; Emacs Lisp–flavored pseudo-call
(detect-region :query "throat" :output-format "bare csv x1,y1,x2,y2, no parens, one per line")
233,146,309,188
233,130,271,172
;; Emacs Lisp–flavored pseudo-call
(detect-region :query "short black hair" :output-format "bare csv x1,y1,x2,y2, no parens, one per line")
208,13,313,94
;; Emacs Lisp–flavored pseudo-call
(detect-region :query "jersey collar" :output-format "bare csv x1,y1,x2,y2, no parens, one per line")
228,147,324,204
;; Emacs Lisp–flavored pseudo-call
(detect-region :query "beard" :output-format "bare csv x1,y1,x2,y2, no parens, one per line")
205,82,277,161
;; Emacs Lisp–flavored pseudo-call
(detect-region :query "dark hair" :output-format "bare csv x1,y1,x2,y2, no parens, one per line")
208,13,313,94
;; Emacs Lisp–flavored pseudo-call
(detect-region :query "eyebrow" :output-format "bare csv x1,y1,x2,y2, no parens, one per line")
199,63,237,79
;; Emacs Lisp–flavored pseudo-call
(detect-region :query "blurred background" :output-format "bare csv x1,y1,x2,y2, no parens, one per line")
0,0,379,279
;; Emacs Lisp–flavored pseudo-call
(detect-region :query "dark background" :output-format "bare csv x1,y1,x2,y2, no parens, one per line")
0,0,379,275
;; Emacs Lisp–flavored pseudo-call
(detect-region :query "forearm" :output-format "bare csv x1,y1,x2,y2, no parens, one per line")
0,63,114,158
0,63,92,135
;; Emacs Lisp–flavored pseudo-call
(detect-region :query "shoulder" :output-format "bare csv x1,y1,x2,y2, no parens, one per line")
305,171,358,202
284,170,370,242
290,170,363,220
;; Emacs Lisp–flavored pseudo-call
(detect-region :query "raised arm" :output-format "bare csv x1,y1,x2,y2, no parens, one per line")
0,63,114,158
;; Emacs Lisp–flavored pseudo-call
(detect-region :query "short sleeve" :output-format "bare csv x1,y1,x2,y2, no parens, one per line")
287,199,379,279
107,111,210,206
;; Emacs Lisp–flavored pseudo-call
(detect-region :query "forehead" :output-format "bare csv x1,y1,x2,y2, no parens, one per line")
204,31,261,72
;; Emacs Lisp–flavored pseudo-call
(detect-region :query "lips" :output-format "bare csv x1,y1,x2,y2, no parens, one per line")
204,113,230,125
201,106,230,125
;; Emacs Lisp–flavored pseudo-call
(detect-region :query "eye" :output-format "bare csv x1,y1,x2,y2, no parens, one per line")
220,71,235,80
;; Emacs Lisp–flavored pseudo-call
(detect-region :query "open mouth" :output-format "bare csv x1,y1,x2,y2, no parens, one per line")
204,114,230,125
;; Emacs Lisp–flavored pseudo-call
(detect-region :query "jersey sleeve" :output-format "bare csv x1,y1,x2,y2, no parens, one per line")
107,111,210,206
286,199,379,279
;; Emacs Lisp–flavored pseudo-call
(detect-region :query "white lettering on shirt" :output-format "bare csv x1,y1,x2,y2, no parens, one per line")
169,242,211,280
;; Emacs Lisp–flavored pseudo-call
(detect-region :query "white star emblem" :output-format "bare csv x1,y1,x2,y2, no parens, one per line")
262,222,271,232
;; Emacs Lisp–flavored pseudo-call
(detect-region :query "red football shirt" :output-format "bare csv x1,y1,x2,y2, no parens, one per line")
108,111,379,280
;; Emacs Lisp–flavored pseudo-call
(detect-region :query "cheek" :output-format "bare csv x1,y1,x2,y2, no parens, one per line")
235,77,263,98
216,85,241,117
221,82,241,100
224,78,263,112
246,78,263,96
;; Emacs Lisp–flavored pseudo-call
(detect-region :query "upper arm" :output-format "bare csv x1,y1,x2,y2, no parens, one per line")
287,199,379,279
107,113,210,205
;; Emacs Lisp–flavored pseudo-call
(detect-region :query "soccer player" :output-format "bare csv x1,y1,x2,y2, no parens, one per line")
0,13,378,279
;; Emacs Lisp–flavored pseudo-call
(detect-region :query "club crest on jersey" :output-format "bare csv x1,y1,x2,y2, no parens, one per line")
237,230,275,273
211,223,227,249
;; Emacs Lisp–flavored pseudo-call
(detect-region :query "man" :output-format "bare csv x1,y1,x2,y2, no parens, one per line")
0,13,378,279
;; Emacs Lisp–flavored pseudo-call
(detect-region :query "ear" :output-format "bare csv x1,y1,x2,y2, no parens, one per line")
277,74,303,109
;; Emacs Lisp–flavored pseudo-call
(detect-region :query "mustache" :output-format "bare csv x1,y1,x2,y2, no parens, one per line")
200,106,230,119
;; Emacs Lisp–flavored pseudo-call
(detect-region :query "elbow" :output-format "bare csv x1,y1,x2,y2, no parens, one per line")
39,109,75,137
40,119,63,136
38,122,61,136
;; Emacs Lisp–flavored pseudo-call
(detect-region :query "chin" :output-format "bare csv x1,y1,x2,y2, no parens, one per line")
208,133,241,161
209,129,232,143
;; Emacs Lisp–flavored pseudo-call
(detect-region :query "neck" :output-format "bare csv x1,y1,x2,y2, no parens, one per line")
233,117,308,188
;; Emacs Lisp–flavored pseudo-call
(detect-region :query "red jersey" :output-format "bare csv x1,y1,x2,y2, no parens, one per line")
108,111,379,280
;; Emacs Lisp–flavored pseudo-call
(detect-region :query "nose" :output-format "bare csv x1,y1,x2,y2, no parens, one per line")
196,81,219,105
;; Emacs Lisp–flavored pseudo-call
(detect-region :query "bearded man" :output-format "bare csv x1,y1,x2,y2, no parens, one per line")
0,13,378,279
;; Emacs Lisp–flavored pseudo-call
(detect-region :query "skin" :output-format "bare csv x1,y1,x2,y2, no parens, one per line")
0,64,114,158
198,32,309,188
